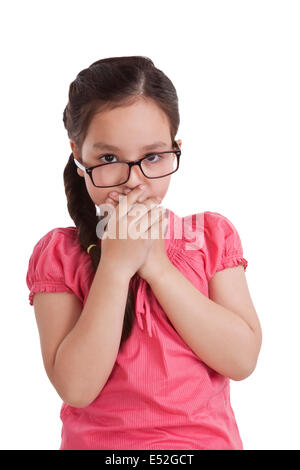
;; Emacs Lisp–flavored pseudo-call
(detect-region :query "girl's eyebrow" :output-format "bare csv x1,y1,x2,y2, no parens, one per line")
92,141,168,151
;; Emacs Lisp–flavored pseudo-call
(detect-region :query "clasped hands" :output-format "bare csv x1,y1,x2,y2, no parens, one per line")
102,187,170,282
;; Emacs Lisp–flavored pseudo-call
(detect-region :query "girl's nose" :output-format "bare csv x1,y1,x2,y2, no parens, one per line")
126,165,146,186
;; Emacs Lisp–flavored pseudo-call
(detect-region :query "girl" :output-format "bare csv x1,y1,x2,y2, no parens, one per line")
26,55,262,450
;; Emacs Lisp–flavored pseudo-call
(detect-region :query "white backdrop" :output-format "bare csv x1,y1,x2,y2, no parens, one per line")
1,0,299,450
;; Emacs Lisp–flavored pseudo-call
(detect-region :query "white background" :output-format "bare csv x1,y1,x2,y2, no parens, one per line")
1,0,299,450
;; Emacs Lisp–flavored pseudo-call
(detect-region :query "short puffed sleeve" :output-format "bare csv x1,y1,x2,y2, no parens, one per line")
26,227,90,306
203,211,248,281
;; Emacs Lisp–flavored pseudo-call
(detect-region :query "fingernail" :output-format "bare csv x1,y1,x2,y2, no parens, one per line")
124,188,131,194
139,184,145,189
110,192,118,197
106,198,114,203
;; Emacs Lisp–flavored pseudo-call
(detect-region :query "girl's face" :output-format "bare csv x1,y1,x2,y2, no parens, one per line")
70,98,182,206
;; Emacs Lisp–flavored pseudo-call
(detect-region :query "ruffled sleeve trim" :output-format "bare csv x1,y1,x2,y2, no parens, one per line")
164,210,249,283
26,227,88,307
28,280,74,306
216,253,248,273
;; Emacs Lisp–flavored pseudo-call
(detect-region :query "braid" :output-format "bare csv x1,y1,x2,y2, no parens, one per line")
63,153,135,346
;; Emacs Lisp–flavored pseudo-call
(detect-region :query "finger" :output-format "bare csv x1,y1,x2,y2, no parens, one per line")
130,195,162,214
106,197,116,205
150,207,168,233
114,188,160,210
137,192,162,204
162,212,169,237
107,191,124,203
127,200,160,223
148,211,167,239
118,186,146,218
99,196,119,235
137,206,163,238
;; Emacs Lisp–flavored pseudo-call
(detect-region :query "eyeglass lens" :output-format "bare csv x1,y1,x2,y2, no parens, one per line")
91,152,178,187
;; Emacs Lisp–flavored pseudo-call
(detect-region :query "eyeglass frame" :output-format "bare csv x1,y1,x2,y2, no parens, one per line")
72,140,181,188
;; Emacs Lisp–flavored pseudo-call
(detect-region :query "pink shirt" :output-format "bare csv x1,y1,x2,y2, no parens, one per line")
26,209,248,450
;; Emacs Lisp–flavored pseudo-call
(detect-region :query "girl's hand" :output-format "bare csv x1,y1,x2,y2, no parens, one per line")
136,218,170,283
99,186,165,279
106,189,170,283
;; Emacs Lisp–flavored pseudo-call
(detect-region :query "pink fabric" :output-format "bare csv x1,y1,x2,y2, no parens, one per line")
26,209,248,450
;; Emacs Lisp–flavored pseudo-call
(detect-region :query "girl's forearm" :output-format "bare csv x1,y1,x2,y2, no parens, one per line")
53,261,131,408
148,261,258,381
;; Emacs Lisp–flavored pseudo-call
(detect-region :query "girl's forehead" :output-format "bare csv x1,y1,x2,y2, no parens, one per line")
89,99,170,128
83,101,172,152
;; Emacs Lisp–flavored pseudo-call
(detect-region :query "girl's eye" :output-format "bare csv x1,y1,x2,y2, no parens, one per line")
145,153,161,163
98,153,162,164
99,154,117,164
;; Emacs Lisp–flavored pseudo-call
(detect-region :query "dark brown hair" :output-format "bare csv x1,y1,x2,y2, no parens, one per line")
62,55,180,348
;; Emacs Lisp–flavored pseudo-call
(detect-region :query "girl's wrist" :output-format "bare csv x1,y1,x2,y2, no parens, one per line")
145,257,172,286
97,259,133,284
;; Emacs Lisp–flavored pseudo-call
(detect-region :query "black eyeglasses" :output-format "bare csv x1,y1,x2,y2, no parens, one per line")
73,140,181,188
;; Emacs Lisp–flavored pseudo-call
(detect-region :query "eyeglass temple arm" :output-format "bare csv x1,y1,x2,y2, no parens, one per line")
73,156,87,171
